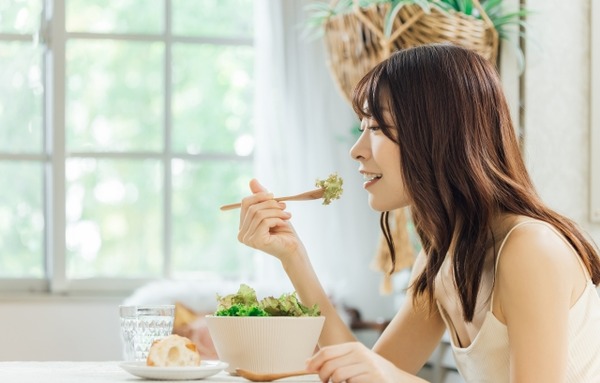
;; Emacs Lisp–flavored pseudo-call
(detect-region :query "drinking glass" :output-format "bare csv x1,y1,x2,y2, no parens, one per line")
119,304,175,361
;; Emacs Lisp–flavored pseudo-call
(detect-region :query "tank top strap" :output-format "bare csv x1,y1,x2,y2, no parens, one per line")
491,220,590,308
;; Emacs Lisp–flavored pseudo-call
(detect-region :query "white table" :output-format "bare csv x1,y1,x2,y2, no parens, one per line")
0,362,321,383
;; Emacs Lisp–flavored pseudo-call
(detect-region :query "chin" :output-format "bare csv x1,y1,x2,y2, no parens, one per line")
368,199,395,212
368,196,409,212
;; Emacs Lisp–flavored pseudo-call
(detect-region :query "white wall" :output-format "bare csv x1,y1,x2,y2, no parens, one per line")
1,0,598,362
523,0,600,243
0,297,123,360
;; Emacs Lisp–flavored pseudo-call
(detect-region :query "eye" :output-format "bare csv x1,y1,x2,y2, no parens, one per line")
357,125,380,133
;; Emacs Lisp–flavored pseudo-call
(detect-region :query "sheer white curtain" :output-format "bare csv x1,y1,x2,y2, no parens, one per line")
252,1,395,318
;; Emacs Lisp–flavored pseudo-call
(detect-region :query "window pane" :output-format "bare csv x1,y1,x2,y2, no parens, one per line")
171,159,254,278
0,41,43,153
172,0,253,38
0,0,42,34
65,158,162,278
0,161,44,278
66,0,163,34
172,44,253,154
66,40,163,152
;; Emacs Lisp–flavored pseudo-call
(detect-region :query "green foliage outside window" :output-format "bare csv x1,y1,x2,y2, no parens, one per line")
0,0,256,284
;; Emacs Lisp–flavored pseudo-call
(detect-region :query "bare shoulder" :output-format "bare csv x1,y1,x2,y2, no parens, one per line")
493,220,587,319
496,220,578,274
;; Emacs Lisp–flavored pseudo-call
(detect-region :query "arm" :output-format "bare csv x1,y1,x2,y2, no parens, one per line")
306,251,445,383
282,254,356,345
494,223,585,382
373,250,446,374
239,180,443,381
238,179,354,345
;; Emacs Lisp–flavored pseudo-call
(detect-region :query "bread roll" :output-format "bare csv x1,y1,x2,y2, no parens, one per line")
146,334,201,367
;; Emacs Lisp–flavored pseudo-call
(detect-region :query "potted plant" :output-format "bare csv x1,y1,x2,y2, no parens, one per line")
305,0,528,103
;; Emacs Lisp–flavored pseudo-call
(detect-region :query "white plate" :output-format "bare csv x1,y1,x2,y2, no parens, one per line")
119,360,228,380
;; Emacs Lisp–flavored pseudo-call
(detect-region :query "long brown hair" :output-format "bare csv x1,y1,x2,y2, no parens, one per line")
352,44,600,322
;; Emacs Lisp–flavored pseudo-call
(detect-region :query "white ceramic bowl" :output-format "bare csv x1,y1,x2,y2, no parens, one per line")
205,315,325,374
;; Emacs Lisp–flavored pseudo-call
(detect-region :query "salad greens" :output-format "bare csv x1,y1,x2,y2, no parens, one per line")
214,284,321,317
316,173,343,205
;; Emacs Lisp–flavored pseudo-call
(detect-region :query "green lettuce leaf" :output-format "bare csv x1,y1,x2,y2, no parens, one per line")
214,284,321,317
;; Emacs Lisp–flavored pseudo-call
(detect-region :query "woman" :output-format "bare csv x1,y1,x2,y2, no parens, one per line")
237,44,600,382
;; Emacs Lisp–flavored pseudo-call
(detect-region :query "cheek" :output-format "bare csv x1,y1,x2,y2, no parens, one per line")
375,145,408,208
374,141,401,172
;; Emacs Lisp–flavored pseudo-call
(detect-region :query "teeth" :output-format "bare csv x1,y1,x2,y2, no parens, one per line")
363,173,382,181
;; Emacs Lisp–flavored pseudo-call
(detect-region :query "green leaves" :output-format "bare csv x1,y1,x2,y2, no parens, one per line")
215,283,260,309
384,0,431,38
315,173,344,205
215,303,268,317
302,0,353,39
304,0,530,72
214,284,321,317
305,0,530,42
261,294,320,317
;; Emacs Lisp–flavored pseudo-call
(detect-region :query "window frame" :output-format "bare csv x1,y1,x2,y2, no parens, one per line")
0,0,254,295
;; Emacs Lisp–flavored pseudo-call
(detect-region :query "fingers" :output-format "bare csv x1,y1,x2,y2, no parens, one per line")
249,178,268,194
323,363,368,383
307,344,353,372
240,179,273,222
238,179,295,256
306,343,370,383
238,208,291,248
239,180,275,230
238,194,291,248
243,179,272,209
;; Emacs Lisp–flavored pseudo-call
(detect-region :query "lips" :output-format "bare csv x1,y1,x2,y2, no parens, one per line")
362,172,382,182
361,171,382,188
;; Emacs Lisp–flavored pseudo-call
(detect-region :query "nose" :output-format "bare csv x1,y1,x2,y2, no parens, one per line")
349,129,369,161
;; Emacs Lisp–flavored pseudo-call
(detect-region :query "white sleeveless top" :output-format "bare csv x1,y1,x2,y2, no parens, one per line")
438,221,600,383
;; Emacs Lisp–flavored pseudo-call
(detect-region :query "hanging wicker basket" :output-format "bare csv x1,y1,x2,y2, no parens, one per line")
323,0,499,103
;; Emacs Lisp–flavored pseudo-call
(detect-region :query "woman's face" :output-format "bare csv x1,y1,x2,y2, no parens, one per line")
349,108,409,211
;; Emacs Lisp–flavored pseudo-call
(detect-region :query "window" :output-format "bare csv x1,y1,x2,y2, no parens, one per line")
0,0,256,293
